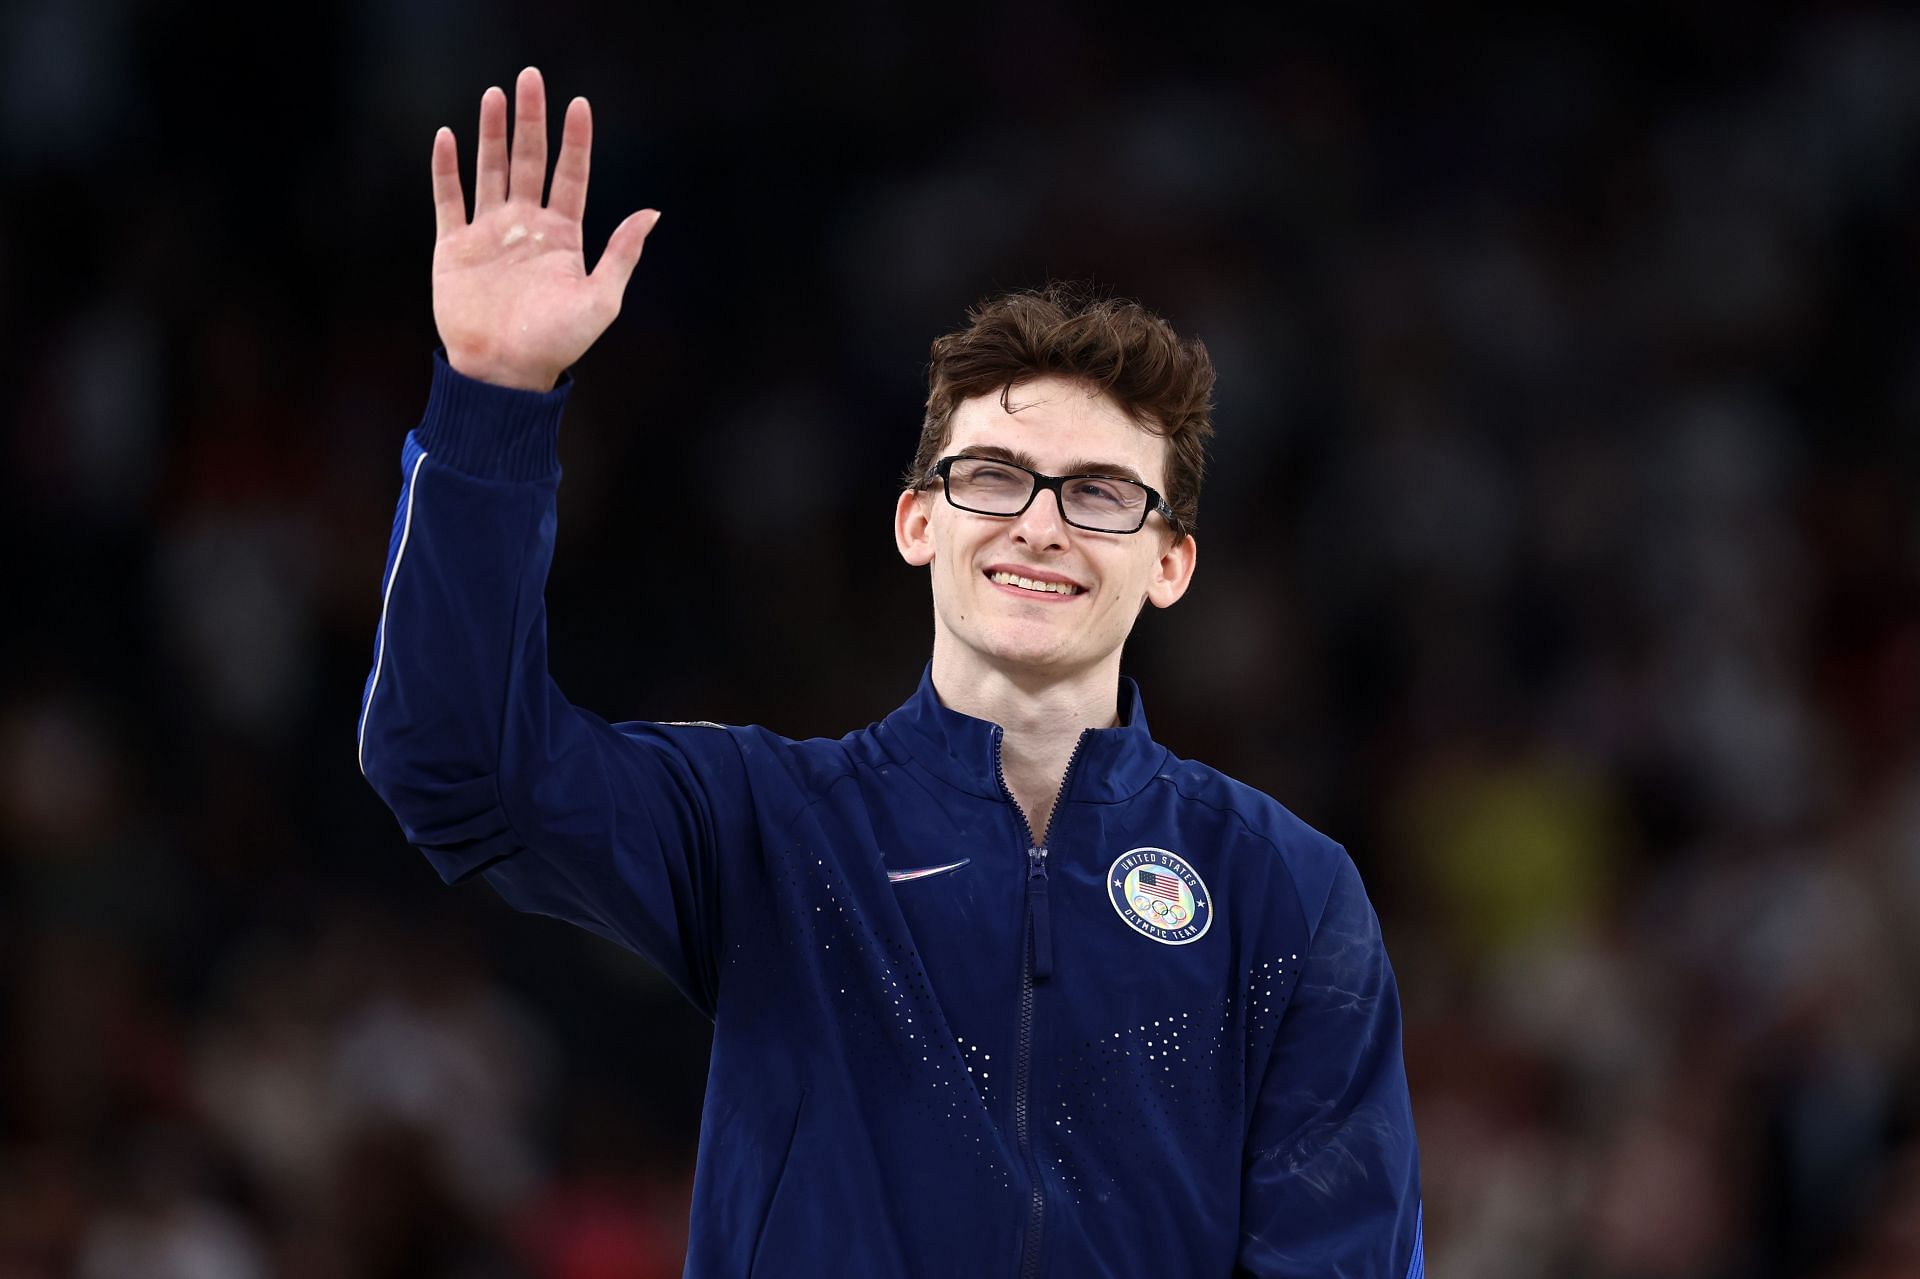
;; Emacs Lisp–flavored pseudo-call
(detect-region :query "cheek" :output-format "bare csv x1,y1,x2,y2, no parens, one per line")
934,553,976,621
1099,561,1146,604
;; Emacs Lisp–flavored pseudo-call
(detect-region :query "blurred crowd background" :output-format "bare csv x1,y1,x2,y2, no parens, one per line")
3,3,1918,1276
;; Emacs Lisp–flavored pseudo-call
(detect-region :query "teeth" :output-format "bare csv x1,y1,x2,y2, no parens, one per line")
990,570,1080,595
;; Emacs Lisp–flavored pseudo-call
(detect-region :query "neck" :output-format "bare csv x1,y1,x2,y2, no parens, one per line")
928,632,1122,838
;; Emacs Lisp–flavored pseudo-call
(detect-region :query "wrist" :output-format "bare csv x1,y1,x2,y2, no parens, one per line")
419,346,572,481
444,347,561,393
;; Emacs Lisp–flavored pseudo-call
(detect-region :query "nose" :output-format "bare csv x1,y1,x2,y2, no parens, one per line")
1010,483,1069,550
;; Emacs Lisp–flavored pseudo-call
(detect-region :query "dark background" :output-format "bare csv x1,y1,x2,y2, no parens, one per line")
3,3,1918,1276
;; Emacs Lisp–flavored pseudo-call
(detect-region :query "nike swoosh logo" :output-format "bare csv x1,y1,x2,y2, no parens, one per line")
886,858,971,884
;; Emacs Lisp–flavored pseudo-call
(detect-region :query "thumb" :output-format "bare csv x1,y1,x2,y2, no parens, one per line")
589,208,661,303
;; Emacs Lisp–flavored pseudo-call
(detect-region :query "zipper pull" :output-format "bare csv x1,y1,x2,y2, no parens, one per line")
1028,847,1053,982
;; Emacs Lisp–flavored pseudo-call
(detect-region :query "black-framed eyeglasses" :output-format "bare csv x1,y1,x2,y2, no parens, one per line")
922,454,1177,535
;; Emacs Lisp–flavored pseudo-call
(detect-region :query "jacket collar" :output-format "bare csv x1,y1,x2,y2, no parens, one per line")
879,660,1168,806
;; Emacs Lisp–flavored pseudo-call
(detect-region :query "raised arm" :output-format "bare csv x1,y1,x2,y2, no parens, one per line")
358,68,743,1016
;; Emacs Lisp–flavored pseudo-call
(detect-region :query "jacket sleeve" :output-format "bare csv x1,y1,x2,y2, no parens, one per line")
1237,852,1425,1278
356,347,749,1018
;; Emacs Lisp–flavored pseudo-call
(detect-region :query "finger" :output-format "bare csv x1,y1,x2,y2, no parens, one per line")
431,127,465,239
508,65,548,205
589,208,662,304
475,85,508,207
547,97,592,224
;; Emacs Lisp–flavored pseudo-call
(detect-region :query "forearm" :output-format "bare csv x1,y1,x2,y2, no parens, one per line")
357,347,573,880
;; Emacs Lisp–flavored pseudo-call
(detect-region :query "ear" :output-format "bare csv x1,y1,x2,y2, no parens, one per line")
1144,531,1197,609
895,487,935,566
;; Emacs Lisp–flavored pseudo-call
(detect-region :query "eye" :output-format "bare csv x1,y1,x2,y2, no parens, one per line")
1071,478,1129,507
961,462,1022,488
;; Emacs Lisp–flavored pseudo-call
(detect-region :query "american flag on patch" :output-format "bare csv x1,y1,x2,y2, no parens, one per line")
1138,869,1183,902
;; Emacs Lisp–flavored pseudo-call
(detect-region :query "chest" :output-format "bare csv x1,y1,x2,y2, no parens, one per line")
758,777,1275,1071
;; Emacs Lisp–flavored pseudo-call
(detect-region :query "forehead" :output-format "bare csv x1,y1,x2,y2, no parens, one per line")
946,376,1167,484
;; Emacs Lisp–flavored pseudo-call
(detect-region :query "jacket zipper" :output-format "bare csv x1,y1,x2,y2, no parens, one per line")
994,725,1088,1279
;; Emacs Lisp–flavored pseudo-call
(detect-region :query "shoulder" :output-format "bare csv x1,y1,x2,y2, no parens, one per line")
644,717,890,797
630,716,847,766
1148,754,1351,936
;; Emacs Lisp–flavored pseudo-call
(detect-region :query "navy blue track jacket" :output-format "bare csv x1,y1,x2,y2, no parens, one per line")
359,348,1426,1278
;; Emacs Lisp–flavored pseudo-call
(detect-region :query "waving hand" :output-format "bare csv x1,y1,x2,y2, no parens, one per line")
430,66,660,392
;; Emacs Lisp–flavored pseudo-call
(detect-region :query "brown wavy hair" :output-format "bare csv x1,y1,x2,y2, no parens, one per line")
906,281,1216,536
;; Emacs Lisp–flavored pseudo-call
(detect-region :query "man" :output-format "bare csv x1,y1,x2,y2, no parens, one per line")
361,65,1424,1278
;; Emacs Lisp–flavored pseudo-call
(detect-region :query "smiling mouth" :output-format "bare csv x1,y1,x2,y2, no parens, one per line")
986,569,1085,597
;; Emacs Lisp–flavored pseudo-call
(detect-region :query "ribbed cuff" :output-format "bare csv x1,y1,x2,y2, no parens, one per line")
416,346,574,480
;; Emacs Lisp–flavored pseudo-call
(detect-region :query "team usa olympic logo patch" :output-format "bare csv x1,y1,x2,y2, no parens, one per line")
1107,847,1212,946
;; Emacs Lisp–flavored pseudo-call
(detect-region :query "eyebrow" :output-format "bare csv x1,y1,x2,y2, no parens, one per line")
954,444,1148,486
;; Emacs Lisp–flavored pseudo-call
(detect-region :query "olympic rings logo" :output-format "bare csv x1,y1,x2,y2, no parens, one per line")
1129,893,1190,925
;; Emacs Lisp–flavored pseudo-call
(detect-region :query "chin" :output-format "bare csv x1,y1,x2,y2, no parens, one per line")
988,645,1075,673
975,622,1108,675
934,585,1115,673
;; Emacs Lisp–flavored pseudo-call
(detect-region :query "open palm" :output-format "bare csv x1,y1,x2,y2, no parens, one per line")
431,66,659,392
